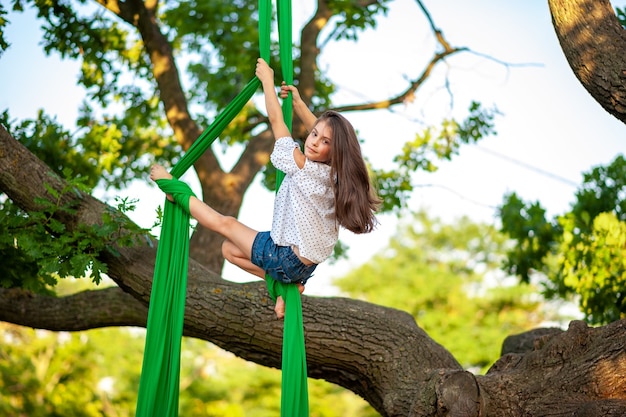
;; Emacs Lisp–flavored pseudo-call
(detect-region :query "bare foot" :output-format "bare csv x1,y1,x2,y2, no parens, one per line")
274,296,285,320
273,284,305,319
150,164,174,201
150,164,173,181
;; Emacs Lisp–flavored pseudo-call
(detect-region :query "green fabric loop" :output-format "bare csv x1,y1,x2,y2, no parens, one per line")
136,1,309,416
155,178,196,214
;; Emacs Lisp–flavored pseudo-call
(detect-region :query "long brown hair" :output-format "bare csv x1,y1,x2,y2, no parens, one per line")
315,111,381,234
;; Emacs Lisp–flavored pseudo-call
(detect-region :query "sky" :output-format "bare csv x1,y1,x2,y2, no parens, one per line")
1,0,624,296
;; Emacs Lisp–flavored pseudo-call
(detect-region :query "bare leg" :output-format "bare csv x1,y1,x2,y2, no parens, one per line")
222,240,265,278
151,164,258,260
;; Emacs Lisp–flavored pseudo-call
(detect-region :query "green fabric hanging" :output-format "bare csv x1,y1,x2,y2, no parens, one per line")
135,1,309,416
264,1,310,416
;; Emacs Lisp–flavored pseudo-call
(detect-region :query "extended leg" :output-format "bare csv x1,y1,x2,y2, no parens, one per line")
151,164,258,259
188,198,259,261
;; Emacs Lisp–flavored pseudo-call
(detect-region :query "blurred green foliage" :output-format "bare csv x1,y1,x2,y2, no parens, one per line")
334,211,551,371
499,155,626,324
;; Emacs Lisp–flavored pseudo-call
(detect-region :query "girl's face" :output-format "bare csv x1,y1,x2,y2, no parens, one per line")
304,119,332,163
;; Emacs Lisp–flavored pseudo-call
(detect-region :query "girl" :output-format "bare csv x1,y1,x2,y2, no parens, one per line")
150,58,380,318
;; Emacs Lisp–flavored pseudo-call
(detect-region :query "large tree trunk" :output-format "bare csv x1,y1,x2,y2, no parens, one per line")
2,124,626,416
548,0,626,123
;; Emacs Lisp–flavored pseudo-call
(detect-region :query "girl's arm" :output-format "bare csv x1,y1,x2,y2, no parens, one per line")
255,58,290,140
280,82,317,131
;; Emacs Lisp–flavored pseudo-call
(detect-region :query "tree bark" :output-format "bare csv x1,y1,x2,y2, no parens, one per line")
479,320,626,417
2,124,626,416
548,0,626,123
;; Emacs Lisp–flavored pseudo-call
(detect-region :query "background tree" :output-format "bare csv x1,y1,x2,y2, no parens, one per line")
499,154,626,324
1,0,626,416
1,322,106,417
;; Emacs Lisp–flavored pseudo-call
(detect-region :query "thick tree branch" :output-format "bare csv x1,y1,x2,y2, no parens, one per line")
548,0,626,123
0,287,148,330
477,320,626,416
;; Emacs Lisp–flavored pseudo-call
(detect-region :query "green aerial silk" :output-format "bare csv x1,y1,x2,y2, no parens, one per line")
263,1,310,416
135,1,309,416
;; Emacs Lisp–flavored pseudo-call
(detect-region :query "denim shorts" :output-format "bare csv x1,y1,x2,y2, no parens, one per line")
251,232,317,285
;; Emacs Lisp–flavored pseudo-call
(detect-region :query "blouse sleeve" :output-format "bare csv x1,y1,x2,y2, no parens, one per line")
270,137,299,175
